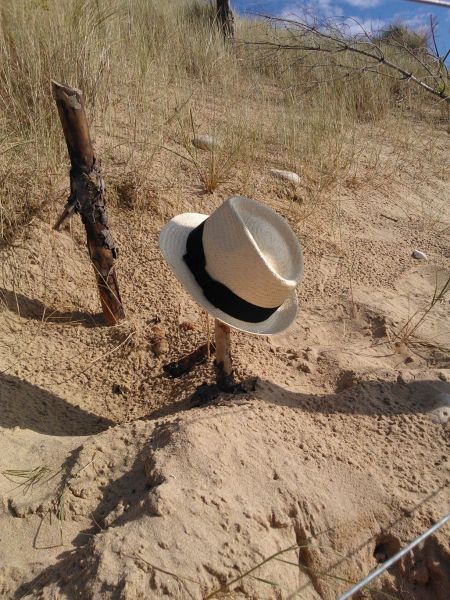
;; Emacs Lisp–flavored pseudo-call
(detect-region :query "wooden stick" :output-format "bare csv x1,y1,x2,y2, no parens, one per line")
189,321,253,405
214,319,235,391
380,213,399,223
51,81,125,326
206,312,211,359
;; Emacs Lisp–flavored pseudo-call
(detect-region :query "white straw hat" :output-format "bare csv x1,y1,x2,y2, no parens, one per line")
159,196,304,335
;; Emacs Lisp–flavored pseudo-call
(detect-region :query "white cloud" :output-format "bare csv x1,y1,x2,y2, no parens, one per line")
342,0,383,8
277,3,387,41
280,0,384,18
315,0,341,14
280,1,343,20
343,17,386,37
402,13,430,30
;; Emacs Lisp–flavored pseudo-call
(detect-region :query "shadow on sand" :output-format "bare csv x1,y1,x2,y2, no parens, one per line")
0,373,113,436
12,376,450,599
0,287,102,327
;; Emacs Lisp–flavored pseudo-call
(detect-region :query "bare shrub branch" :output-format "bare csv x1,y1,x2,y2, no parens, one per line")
243,13,450,104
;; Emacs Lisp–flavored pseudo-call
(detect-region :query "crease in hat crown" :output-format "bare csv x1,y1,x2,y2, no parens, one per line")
202,196,303,308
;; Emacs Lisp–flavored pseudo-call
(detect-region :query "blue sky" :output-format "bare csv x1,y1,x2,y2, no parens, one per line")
232,1,450,56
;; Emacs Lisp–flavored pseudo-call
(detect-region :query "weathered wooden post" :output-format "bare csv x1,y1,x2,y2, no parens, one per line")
52,81,125,326
214,319,235,391
216,0,235,40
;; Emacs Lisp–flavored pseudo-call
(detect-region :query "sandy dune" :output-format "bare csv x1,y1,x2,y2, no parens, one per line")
0,129,449,599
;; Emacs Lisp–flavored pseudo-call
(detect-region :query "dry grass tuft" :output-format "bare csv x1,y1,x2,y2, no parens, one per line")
395,272,450,355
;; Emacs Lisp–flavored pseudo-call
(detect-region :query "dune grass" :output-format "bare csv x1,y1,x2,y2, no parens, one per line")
394,271,450,355
1,465,57,493
0,0,446,245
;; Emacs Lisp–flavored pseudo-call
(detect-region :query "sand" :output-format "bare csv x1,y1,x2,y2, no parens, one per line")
0,124,449,599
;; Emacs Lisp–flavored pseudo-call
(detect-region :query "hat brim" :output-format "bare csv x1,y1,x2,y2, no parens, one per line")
159,213,298,335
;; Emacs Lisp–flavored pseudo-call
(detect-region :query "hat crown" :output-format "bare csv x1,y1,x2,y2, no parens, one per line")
203,197,303,308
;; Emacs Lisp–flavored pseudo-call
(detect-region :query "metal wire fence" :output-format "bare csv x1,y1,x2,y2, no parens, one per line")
338,512,450,599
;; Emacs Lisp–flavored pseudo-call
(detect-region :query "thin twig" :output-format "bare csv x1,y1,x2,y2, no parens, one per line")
122,553,201,585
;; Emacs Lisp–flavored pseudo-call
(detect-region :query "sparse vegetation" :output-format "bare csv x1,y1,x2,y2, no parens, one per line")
374,22,429,51
1,465,57,493
126,539,401,600
163,109,244,194
0,0,447,244
395,271,450,353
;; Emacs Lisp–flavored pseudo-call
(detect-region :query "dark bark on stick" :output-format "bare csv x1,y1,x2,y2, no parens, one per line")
216,0,235,40
52,81,125,326
163,342,216,378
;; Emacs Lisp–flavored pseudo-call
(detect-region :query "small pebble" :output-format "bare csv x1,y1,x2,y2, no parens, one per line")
150,324,168,357
410,565,429,585
429,393,450,424
297,360,313,374
412,249,427,260
269,169,300,185
192,134,218,151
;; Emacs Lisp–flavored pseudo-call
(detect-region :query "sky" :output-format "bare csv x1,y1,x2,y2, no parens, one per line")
232,1,450,56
